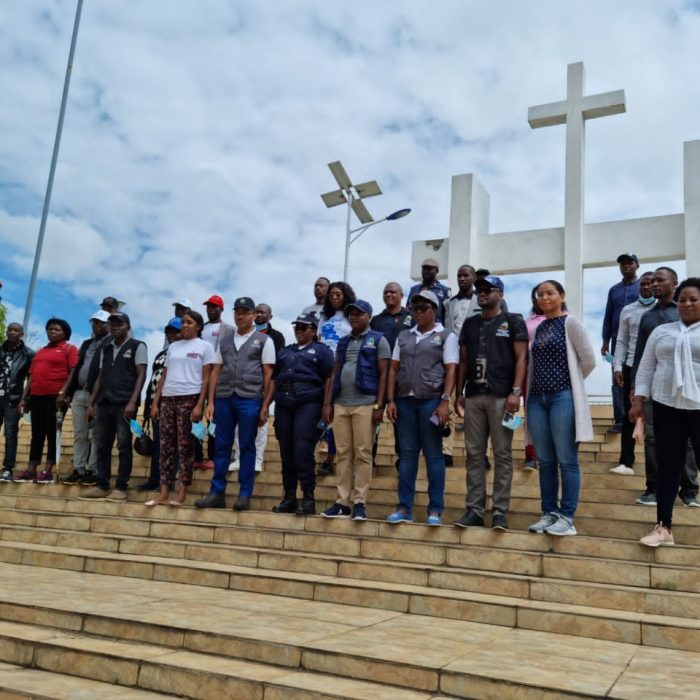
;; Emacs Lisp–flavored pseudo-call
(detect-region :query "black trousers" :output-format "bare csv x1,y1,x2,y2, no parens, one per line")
0,400,21,470
274,401,322,496
645,399,698,497
618,365,636,467
653,401,700,527
95,402,133,491
28,395,57,465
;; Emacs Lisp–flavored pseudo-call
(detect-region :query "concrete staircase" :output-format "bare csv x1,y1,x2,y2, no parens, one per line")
1,408,699,698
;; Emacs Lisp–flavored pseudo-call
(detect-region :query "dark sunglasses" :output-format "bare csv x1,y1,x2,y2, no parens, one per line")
294,324,313,331
412,304,433,313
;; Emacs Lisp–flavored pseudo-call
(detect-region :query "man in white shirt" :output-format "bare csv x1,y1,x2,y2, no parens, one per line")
195,297,276,511
385,291,458,526
202,295,225,350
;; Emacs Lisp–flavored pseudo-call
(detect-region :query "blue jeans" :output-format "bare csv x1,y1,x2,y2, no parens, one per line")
396,396,445,516
211,395,261,497
526,388,580,519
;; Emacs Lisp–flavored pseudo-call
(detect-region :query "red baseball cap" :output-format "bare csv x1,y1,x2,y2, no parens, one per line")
203,294,224,309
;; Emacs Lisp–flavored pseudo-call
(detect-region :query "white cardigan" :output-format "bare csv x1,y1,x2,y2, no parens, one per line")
526,315,596,443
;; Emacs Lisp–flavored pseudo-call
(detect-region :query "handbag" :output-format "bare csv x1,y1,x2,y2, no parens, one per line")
133,422,154,456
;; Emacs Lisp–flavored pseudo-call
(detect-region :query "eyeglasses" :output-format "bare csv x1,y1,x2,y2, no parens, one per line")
412,304,433,313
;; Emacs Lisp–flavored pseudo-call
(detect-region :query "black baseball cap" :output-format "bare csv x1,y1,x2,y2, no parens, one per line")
233,296,255,311
616,253,639,264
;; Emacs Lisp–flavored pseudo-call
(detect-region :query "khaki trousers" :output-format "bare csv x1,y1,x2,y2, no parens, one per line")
333,403,375,505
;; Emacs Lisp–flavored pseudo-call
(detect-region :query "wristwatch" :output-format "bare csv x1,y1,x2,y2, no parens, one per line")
511,387,522,397
440,393,451,401
373,403,383,410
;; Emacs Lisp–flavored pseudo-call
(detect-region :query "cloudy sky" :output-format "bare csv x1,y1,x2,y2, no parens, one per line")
1,0,698,394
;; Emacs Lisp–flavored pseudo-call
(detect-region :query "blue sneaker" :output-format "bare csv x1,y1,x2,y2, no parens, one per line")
351,503,367,521
321,503,351,518
426,513,441,526
386,510,412,524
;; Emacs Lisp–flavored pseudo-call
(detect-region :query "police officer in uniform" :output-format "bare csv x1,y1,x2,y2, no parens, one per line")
270,313,334,515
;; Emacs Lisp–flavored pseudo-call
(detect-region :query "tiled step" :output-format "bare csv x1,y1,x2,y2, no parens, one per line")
3,563,700,699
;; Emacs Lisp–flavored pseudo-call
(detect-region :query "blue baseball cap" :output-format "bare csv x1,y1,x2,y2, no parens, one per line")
165,317,182,331
475,275,505,293
345,299,373,315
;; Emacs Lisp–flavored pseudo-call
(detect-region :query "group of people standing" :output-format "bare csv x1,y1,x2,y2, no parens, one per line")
1,256,699,547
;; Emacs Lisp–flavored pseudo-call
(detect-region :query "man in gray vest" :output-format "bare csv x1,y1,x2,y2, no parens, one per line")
385,290,458,526
196,296,276,511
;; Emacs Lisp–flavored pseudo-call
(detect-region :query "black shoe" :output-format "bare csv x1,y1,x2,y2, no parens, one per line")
454,512,485,528
136,480,158,493
0,470,13,483
61,469,82,485
492,514,508,531
272,497,297,513
194,492,226,509
443,454,453,467
607,424,623,434
351,503,367,521
296,498,315,516
233,496,251,511
79,471,97,486
317,462,334,476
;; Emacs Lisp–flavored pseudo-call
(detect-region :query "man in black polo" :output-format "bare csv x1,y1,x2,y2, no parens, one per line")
82,313,148,501
455,276,528,530
370,282,413,349
63,310,112,486
0,323,34,482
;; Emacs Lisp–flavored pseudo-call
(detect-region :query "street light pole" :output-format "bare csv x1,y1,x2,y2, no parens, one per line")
321,161,411,283
23,0,84,331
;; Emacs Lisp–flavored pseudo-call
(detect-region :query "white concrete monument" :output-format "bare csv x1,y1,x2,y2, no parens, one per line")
411,61,700,317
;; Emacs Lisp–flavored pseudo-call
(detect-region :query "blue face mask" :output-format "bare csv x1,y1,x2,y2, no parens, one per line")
191,421,207,441
255,322,269,331
639,295,655,306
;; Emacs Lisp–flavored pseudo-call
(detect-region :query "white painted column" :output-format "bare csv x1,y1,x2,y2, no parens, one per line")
684,140,700,277
447,174,490,288
564,63,585,317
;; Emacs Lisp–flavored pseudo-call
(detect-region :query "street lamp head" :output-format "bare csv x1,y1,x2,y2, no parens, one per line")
386,208,411,221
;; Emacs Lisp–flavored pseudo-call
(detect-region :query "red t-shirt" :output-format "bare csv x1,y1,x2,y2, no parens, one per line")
29,341,79,396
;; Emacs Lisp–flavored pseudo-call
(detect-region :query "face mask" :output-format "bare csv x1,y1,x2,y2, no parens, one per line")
639,295,655,306
129,419,144,438
255,322,269,331
191,421,207,441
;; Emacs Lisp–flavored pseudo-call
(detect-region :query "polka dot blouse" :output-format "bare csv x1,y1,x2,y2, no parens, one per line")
530,316,572,393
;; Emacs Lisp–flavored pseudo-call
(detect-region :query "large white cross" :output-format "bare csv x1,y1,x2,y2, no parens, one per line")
411,62,700,317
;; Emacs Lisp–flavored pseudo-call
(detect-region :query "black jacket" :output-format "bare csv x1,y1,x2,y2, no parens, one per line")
0,341,35,403
264,324,286,357
68,336,111,397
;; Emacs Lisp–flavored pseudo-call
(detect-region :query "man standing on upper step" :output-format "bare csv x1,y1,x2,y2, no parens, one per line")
302,277,330,323
602,253,640,434
196,297,275,511
408,258,451,325
63,310,112,486
609,272,655,476
454,276,528,531
444,264,480,336
0,323,34,483
82,313,148,501
321,300,391,521
630,267,699,507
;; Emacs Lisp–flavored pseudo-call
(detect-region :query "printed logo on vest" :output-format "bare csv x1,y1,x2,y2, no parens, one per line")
307,349,316,354
252,339,261,346
495,321,510,338
403,315,413,326
430,334,443,344
366,337,376,348
123,349,133,358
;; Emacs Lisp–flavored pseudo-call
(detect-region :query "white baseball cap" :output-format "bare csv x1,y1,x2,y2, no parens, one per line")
173,298,192,308
90,310,111,323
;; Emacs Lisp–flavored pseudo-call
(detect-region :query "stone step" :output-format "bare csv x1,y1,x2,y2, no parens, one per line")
0,663,182,699
6,561,696,700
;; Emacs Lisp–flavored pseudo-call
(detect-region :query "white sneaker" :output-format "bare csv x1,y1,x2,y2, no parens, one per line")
640,523,674,547
254,461,263,473
609,464,634,475
545,514,577,536
228,460,240,472
528,512,558,533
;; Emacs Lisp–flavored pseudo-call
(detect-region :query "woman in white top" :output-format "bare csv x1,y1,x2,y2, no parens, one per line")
632,277,700,547
149,310,216,506
317,281,356,476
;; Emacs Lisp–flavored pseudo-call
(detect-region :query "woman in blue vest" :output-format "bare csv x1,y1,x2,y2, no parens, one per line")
270,313,334,515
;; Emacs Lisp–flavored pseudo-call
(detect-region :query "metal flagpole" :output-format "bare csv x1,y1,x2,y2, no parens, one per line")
23,0,84,330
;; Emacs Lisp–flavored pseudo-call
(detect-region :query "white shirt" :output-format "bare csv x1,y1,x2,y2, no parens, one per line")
613,300,656,371
214,328,276,365
163,338,216,397
444,295,480,335
391,323,459,365
202,322,222,350
635,321,700,410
